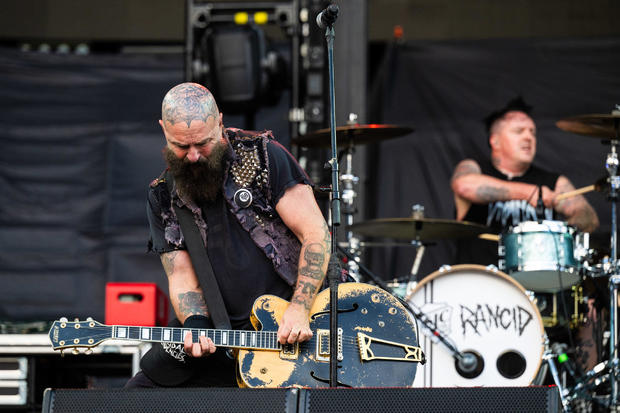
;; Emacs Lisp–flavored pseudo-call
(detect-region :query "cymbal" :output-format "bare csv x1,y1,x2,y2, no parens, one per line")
292,124,414,148
347,218,490,241
556,112,620,139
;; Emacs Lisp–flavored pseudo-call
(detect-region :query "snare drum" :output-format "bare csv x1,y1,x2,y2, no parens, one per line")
407,264,544,387
500,220,580,292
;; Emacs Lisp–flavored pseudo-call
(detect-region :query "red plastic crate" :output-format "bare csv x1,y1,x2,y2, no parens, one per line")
105,282,168,326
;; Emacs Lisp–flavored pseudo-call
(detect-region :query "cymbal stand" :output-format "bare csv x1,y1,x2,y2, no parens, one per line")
341,131,361,281
405,204,427,290
607,116,620,406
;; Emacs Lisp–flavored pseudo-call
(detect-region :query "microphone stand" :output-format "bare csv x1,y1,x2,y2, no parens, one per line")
318,4,341,388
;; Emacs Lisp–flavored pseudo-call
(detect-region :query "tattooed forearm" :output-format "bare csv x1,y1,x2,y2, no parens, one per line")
160,251,180,277
475,185,509,203
322,222,331,249
297,280,318,296
292,281,319,310
177,291,209,317
299,242,327,280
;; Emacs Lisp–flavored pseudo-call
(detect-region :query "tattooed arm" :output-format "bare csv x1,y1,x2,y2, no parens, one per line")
451,159,551,220
160,249,216,357
275,183,331,344
553,175,599,233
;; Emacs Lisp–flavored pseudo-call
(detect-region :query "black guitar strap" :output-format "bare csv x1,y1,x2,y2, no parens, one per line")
165,171,232,330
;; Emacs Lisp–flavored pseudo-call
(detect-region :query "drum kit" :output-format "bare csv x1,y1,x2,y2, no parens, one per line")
294,108,620,411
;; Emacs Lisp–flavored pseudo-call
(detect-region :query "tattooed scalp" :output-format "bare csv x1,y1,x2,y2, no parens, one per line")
162,82,219,128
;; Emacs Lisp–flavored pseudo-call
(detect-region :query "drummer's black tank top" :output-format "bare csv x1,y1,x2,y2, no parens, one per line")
455,160,560,266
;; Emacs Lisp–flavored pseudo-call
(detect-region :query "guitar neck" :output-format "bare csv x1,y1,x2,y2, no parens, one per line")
110,325,280,351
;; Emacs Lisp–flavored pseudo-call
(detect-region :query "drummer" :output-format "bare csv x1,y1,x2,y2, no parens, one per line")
451,96,599,266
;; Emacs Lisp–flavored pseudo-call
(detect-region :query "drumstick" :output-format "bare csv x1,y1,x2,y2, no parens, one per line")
555,184,596,201
479,233,499,242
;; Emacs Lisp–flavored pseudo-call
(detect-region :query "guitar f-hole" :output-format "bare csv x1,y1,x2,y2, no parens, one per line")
310,303,359,321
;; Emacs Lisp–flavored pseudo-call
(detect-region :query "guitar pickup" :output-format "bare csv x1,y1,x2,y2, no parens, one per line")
315,328,343,362
280,342,299,360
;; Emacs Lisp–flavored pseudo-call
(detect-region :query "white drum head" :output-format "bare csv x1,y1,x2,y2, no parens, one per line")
407,264,545,387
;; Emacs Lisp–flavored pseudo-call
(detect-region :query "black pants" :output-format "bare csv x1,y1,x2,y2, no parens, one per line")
124,317,238,388
125,348,238,388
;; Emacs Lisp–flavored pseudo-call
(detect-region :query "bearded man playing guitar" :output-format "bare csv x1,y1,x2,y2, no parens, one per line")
125,82,331,388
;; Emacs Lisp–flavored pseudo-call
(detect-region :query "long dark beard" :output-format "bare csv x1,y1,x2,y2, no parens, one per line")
164,142,230,205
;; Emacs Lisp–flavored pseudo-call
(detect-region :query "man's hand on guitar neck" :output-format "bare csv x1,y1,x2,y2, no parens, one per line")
182,314,217,358
183,332,216,358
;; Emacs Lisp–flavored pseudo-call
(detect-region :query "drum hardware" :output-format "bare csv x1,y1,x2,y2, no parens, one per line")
347,217,490,241
298,117,415,282
531,286,585,330
337,240,422,248
556,111,620,140
340,115,362,281
290,123,414,149
557,107,620,407
407,264,546,387
499,220,581,293
544,338,574,412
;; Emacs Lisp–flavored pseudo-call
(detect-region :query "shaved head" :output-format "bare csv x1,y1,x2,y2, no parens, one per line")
161,82,219,128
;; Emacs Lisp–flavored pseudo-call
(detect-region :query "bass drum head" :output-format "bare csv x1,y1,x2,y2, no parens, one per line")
407,264,545,387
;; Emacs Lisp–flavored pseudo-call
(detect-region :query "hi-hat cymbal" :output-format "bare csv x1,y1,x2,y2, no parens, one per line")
292,124,414,148
556,112,620,139
347,218,490,241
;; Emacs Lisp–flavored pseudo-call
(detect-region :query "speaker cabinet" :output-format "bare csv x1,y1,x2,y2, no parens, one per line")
300,387,560,413
42,388,297,413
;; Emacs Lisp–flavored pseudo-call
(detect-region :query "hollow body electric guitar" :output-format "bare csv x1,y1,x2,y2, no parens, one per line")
49,283,424,387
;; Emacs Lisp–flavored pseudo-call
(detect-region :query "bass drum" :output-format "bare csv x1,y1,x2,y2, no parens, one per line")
407,264,545,387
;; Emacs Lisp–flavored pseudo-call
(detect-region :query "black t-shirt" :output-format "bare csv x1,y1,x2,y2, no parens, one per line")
454,159,560,266
147,140,311,330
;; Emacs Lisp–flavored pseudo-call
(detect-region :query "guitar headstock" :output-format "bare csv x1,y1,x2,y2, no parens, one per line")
48,317,110,352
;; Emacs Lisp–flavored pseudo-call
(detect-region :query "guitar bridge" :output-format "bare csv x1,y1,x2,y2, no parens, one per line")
357,332,425,363
315,328,343,362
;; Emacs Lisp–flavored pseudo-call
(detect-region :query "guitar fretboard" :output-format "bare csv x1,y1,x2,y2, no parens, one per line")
112,325,280,350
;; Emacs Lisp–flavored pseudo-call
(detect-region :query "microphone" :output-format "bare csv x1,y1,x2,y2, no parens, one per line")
551,342,579,381
316,4,339,29
536,185,544,220
455,351,483,378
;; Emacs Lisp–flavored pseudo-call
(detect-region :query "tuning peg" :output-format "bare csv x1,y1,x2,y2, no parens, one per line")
85,349,93,355
72,348,80,355
86,317,93,321
74,318,79,322
59,317,68,322
60,350,65,357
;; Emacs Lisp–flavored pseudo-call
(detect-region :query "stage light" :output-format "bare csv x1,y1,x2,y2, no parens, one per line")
254,12,268,25
234,12,249,25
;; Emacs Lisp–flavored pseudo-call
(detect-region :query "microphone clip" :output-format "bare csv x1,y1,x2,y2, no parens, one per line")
316,4,339,29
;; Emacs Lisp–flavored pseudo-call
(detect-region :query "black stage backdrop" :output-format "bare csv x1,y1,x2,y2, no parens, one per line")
0,37,619,322
0,47,290,322
365,37,620,284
